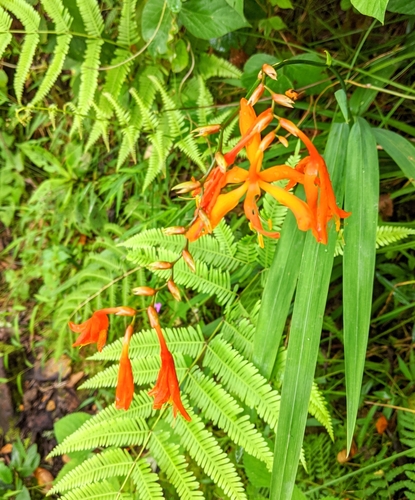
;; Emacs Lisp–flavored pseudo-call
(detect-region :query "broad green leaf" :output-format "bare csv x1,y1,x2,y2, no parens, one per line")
269,123,349,499
225,0,244,17
253,210,305,379
258,16,286,37
335,89,349,123
0,462,12,484
282,53,327,95
387,0,415,15
141,0,172,55
178,0,249,40
351,0,388,22
372,128,415,183
270,0,293,8
343,118,379,453
171,39,189,73
54,412,92,444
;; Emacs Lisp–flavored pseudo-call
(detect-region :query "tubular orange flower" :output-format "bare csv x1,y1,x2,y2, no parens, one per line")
147,306,191,421
69,307,136,352
115,324,134,410
192,124,221,137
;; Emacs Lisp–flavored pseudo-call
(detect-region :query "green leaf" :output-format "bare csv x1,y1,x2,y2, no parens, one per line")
334,89,349,123
179,0,249,40
269,123,349,499
282,53,327,95
54,412,93,444
171,39,188,72
258,16,286,36
253,209,305,379
142,0,172,55
243,453,271,488
0,462,12,484
225,0,244,16
343,118,379,453
387,0,415,14
372,128,415,183
270,0,293,7
350,0,388,22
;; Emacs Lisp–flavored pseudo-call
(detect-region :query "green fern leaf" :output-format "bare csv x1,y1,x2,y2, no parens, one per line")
309,382,334,440
49,448,134,495
59,480,133,500
149,430,204,499
220,318,254,359
204,336,280,430
79,354,188,390
198,54,242,80
31,0,72,105
148,75,185,137
176,134,206,171
196,76,213,125
117,125,141,168
129,88,158,131
0,7,12,60
186,367,274,471
0,0,40,103
167,404,247,500
131,458,164,500
143,128,172,191
76,0,103,36
91,326,204,361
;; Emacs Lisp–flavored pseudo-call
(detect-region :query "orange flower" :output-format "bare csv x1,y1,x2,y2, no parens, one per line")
147,306,191,421
200,99,314,244
70,306,136,352
279,118,351,243
115,324,134,410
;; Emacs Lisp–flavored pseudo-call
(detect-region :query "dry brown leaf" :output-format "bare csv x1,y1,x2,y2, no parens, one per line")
34,467,54,492
376,414,388,434
0,443,12,454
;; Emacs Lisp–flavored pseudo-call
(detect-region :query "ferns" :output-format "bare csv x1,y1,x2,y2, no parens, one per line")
0,0,40,103
0,7,12,61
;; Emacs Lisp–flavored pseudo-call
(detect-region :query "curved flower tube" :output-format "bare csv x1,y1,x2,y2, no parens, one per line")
115,324,134,410
69,306,136,352
147,306,191,421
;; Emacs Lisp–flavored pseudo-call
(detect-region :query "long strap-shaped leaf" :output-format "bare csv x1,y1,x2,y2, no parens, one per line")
269,122,349,499
253,209,306,379
343,117,379,452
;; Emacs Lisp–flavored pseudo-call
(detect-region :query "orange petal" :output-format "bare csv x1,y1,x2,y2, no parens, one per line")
259,166,305,185
225,166,249,184
209,182,248,228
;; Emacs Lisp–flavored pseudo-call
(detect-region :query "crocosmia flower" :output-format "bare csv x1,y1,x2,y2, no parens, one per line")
115,324,134,410
69,306,136,352
147,306,191,421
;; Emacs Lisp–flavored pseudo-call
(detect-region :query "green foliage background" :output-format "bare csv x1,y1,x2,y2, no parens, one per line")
0,0,415,499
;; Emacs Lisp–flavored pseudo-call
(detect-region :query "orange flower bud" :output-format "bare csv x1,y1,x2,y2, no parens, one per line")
277,135,289,147
214,151,227,173
271,92,295,108
172,180,201,194
182,249,196,273
132,286,156,296
261,64,277,80
192,124,221,137
285,89,299,101
148,261,173,270
167,279,181,301
248,83,265,106
259,131,276,152
113,306,136,316
198,209,212,232
164,226,186,235
147,305,160,329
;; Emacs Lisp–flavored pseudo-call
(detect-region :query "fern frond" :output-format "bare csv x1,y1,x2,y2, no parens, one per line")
186,367,274,470
213,221,236,257
204,336,280,430
117,0,139,47
149,430,204,499
335,225,415,256
79,354,188,389
0,0,40,103
176,134,206,171
131,458,164,500
50,392,154,457
220,318,254,359
148,75,186,137
117,125,141,168
196,76,214,125
49,448,134,495
168,405,247,500
143,128,172,190
31,0,72,105
103,92,131,126
198,54,242,80
91,326,204,361
76,0,104,37
129,88,158,131
59,480,133,500
309,382,334,440
0,7,12,60
398,409,415,447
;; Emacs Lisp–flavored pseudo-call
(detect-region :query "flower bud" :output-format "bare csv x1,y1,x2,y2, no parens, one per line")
248,83,265,106
148,261,173,270
172,180,201,194
261,64,277,80
132,286,156,296
182,249,196,273
214,151,228,173
164,226,186,235
192,124,221,137
271,92,295,108
259,131,276,152
198,209,212,232
285,89,299,101
147,305,160,329
167,279,181,301
114,306,136,316
277,135,289,148
278,118,300,137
